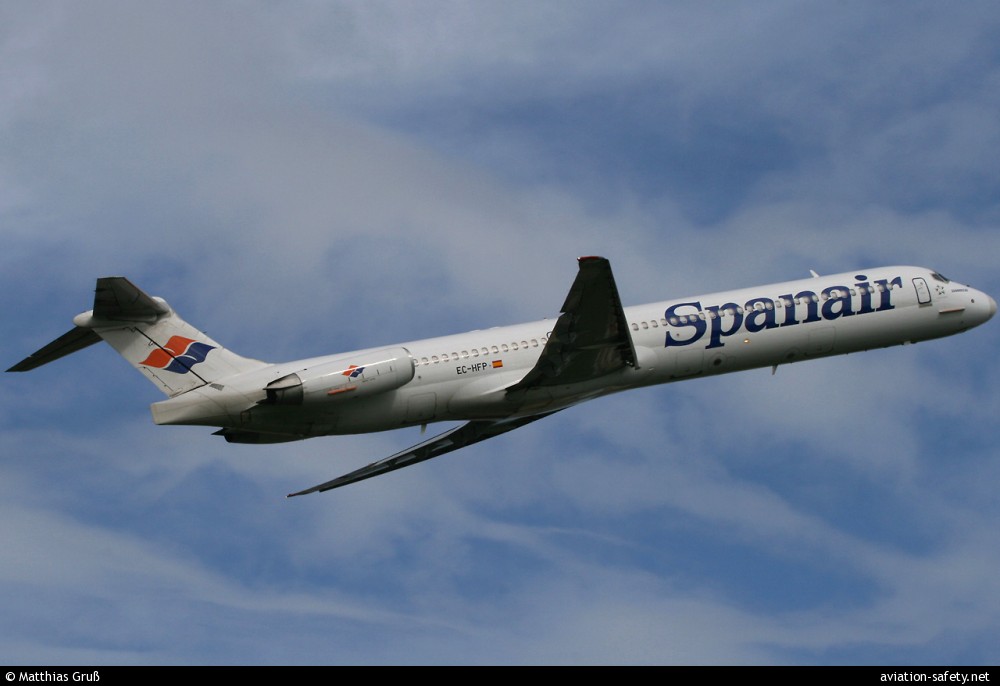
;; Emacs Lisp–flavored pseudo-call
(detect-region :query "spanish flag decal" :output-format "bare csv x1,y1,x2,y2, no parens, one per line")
492,360,504,369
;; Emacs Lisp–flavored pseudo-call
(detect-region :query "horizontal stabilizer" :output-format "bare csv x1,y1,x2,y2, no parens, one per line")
94,276,170,322
7,327,101,372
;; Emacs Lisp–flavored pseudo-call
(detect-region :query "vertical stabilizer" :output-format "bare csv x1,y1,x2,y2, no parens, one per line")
9,277,267,397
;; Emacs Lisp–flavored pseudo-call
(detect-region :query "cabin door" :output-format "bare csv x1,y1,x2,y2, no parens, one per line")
912,277,932,305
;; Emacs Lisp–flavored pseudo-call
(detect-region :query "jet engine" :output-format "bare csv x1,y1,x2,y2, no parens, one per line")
261,347,414,406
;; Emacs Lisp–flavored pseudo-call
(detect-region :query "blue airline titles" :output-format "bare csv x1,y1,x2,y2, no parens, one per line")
7,258,995,497
664,275,902,351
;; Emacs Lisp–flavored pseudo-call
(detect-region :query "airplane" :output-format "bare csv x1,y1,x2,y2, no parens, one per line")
8,257,996,497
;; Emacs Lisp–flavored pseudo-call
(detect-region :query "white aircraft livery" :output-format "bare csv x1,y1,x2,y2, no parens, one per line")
9,258,996,497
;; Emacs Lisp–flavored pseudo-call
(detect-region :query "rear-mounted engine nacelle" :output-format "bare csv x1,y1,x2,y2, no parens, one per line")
262,347,414,406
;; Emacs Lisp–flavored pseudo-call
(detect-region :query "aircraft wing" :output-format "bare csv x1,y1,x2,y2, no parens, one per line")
507,255,637,392
288,256,632,496
287,412,556,497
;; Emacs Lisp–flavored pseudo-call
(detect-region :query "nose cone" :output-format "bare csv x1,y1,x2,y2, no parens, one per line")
957,286,996,329
970,289,997,327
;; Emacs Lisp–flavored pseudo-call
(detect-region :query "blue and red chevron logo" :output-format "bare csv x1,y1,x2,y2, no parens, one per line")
140,336,215,374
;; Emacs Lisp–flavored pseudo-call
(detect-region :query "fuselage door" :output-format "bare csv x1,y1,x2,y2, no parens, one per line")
913,277,932,305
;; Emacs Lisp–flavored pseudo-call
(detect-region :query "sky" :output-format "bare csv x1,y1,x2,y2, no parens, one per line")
2,1,999,665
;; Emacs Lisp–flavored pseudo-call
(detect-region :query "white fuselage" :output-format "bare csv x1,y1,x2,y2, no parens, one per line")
150,266,996,440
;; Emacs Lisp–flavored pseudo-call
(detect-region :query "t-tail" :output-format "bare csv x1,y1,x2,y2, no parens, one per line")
7,277,266,395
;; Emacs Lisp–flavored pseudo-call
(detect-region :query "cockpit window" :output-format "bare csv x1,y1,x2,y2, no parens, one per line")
930,271,950,283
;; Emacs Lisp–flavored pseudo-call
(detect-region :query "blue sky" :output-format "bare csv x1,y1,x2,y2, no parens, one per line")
2,1,999,665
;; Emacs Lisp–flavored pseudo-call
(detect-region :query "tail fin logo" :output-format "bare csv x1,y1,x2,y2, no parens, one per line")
140,336,215,374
